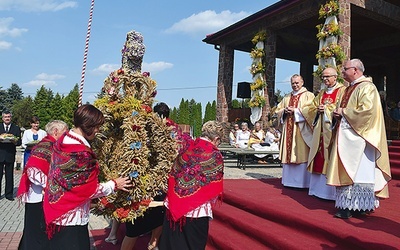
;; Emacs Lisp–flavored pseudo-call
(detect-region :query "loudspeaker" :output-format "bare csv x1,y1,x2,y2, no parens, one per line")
237,82,251,98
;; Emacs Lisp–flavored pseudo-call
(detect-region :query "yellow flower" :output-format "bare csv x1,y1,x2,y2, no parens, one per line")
250,48,265,59
250,78,266,91
248,94,266,108
251,31,267,44
318,0,340,19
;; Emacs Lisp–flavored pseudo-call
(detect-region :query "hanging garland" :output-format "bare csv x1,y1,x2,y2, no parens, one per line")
248,30,267,125
314,0,344,82
90,31,179,222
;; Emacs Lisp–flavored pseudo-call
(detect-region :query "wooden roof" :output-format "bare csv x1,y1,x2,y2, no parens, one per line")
203,0,400,68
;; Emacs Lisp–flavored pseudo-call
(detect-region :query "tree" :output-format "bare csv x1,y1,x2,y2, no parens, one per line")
11,96,34,128
211,100,216,120
169,107,178,122
61,84,79,127
232,99,242,108
7,83,23,104
0,87,6,112
33,86,54,128
203,102,213,123
49,93,64,121
203,100,216,123
192,102,202,137
177,98,190,125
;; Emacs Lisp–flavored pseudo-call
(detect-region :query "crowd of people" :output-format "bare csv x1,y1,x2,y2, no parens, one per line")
273,59,391,219
227,58,391,220
0,58,392,249
229,121,281,164
0,102,224,250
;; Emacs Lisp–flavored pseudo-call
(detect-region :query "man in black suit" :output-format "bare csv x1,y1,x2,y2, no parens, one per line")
0,110,22,201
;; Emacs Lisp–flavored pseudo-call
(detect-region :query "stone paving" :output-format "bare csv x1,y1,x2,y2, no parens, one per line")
0,157,282,250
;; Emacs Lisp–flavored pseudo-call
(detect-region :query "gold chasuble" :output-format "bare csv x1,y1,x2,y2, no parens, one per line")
326,76,391,198
302,83,345,175
275,87,314,164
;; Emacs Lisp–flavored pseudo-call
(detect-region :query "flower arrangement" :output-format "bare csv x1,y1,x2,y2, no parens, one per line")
248,31,267,110
250,48,265,59
316,22,342,40
251,31,267,44
248,93,266,108
316,43,346,65
250,77,266,91
250,61,265,76
319,0,340,19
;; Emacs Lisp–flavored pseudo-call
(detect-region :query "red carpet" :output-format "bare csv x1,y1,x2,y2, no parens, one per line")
389,140,400,180
207,140,400,250
207,178,400,250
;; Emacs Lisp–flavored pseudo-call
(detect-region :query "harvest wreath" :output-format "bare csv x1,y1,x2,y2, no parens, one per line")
91,31,179,222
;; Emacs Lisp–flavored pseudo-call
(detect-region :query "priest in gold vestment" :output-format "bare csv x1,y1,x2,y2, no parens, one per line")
327,59,391,219
302,67,345,200
275,74,314,188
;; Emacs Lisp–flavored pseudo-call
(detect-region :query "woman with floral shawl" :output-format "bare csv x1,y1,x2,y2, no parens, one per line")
17,120,68,250
159,120,224,250
43,104,132,250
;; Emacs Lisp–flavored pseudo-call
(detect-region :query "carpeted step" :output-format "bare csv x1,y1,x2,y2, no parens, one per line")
208,218,272,250
389,140,400,146
210,201,339,249
389,151,400,158
388,142,399,180
215,179,400,249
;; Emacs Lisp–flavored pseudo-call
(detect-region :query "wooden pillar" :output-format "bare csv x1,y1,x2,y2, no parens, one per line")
338,1,351,63
216,44,234,123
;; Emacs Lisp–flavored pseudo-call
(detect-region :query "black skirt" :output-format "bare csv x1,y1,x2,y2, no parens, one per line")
158,215,209,250
49,224,90,250
18,202,50,250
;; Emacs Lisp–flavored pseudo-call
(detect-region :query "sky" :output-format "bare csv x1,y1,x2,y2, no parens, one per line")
0,0,300,110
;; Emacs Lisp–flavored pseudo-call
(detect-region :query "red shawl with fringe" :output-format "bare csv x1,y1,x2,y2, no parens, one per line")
17,135,55,201
43,132,99,236
167,137,224,222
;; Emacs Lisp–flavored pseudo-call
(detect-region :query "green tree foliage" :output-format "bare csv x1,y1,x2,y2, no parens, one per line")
211,100,216,119
7,83,23,104
187,99,202,137
0,84,23,112
192,102,202,137
0,87,7,112
203,102,213,123
203,100,216,123
177,98,190,125
11,96,34,128
61,84,79,127
33,86,54,128
169,107,178,122
50,93,65,121
232,99,242,108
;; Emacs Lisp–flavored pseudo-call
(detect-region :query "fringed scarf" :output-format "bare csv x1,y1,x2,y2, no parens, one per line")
166,137,224,222
43,132,99,238
17,135,55,202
